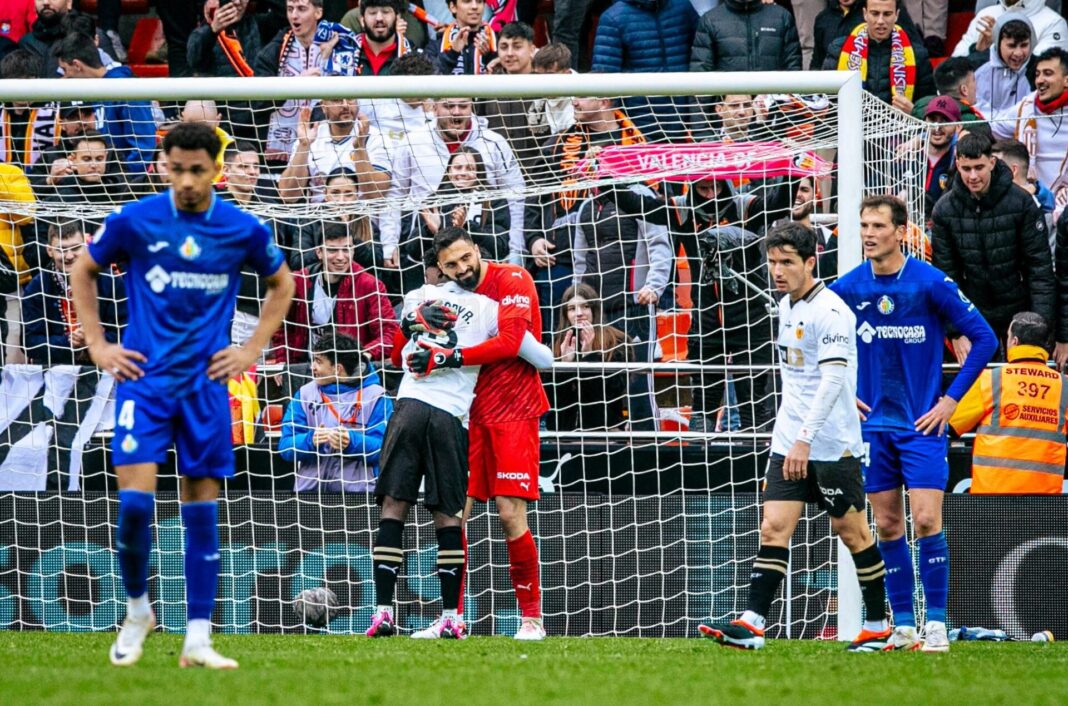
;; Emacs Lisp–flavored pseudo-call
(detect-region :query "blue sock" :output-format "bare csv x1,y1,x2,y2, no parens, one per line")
879,535,916,628
181,501,220,622
117,490,154,599
918,532,949,624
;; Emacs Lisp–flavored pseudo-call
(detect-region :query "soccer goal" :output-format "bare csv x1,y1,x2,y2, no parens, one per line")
0,70,931,638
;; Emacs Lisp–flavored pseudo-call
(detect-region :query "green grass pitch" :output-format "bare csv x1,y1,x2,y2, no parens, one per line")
4,633,1068,705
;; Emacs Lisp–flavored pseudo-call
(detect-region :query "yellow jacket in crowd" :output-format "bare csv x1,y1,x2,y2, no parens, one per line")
0,164,35,285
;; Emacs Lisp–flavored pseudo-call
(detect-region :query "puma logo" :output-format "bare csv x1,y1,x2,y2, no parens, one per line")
438,568,458,576
516,583,532,591
519,482,530,490
377,564,399,575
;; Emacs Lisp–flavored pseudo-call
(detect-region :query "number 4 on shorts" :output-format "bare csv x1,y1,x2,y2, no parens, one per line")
118,400,135,430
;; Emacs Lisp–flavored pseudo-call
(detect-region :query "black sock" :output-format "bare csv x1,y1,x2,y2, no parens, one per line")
436,526,464,612
852,543,888,623
373,518,404,607
747,545,789,618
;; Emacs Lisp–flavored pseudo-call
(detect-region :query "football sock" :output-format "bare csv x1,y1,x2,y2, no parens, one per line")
456,527,467,615
128,594,152,622
852,543,888,627
372,519,404,607
746,544,789,622
117,489,154,603
436,526,464,615
879,535,916,628
506,530,542,618
918,532,949,624
181,502,219,626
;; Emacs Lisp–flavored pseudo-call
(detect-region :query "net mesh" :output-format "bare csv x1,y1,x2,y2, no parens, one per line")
0,80,929,636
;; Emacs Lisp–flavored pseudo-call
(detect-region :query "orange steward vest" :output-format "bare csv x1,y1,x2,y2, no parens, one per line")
950,345,1067,494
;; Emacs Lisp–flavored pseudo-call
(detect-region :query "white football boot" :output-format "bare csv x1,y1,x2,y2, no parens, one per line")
179,642,239,669
109,611,156,666
921,621,950,653
514,618,546,641
886,625,922,651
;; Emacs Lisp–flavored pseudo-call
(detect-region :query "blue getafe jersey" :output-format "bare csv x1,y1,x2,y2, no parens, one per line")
88,190,284,389
830,256,996,432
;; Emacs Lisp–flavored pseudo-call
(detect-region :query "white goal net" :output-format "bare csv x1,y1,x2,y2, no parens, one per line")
0,71,933,637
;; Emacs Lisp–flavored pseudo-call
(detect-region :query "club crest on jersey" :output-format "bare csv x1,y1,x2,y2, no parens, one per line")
877,295,894,315
795,321,804,340
121,434,138,454
179,235,202,260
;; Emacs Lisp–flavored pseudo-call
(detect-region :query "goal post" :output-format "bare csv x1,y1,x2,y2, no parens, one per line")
0,70,895,638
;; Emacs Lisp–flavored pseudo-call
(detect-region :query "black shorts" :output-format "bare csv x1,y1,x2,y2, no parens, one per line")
375,398,468,516
763,453,866,518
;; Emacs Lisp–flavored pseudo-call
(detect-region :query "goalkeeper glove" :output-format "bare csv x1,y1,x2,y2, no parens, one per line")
401,299,458,338
407,340,463,376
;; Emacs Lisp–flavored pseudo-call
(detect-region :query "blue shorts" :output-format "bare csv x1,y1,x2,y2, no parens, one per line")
863,429,948,493
111,376,235,478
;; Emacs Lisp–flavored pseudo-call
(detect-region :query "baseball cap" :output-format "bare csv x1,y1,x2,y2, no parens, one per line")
59,101,96,117
924,95,962,123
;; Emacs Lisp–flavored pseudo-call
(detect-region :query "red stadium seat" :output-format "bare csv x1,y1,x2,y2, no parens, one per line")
945,12,975,55
931,56,946,69
78,0,150,13
127,17,168,77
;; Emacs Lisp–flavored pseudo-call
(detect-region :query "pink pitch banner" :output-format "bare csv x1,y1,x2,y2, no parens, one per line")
593,142,833,182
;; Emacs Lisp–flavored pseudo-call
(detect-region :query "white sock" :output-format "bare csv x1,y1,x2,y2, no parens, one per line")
127,594,151,621
740,610,765,630
926,620,946,631
442,609,458,620
185,619,211,649
864,619,889,633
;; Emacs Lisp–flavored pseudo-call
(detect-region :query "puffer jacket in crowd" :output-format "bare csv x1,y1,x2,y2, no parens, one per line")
932,159,1055,333
810,0,923,71
591,0,698,140
689,0,802,73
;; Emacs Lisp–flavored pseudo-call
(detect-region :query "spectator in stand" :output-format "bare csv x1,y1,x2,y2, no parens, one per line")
46,130,130,205
53,32,157,175
187,1,265,140
954,0,1068,59
412,146,510,264
0,244,16,364
547,283,630,431
0,160,32,365
824,0,935,113
922,96,961,220
21,219,125,365
705,93,755,144
187,0,263,78
0,49,54,171
59,11,121,71
932,132,1054,358
345,0,413,75
181,100,235,183
273,224,399,368
483,39,575,185
904,0,948,58
551,0,587,69
278,98,390,204
299,208,382,275
690,0,801,74
428,0,497,75
357,52,434,169
992,138,1056,219
787,176,837,279
973,17,1036,118
613,177,784,433
127,148,170,197
811,0,924,71
220,140,281,209
340,0,427,50
591,0,697,142
992,47,1068,208
0,0,37,47
278,333,392,493
256,0,361,163
912,57,985,122
525,97,646,334
381,96,524,289
18,0,72,77
29,101,98,197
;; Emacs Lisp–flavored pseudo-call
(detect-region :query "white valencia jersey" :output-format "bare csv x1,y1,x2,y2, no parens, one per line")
397,282,499,418
771,282,865,461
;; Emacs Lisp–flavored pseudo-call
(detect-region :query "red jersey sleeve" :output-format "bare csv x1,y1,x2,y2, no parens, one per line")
461,265,539,366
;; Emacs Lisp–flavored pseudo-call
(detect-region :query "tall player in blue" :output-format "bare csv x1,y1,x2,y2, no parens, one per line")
70,123,293,669
831,195,996,652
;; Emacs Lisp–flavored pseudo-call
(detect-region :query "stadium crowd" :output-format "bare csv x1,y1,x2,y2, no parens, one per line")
2,0,1068,494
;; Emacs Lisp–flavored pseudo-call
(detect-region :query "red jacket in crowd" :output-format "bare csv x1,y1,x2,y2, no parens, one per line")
272,262,398,365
